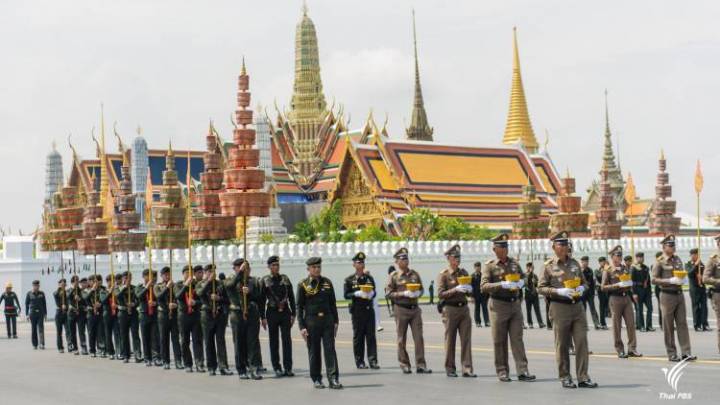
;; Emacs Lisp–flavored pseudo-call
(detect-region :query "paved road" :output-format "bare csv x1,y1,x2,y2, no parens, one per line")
2,300,718,405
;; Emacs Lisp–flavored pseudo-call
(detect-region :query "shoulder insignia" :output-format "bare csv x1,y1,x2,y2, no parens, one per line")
544,258,553,266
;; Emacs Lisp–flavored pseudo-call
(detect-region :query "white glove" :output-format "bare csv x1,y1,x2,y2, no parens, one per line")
575,285,586,295
463,285,473,294
556,288,574,298
500,281,517,290
623,280,634,288
454,285,466,293
682,277,689,286
516,279,525,289
366,290,375,299
403,290,414,298
354,290,365,298
669,277,683,285
412,290,422,298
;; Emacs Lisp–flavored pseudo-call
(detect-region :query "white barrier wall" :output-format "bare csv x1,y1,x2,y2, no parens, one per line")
1,235,716,318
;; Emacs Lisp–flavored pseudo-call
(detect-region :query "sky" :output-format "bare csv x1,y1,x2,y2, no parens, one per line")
2,0,720,234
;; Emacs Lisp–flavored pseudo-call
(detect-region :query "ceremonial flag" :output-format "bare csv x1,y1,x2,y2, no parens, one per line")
625,172,636,204
694,160,703,194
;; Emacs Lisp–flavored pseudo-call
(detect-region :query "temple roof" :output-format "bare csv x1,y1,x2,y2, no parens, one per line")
330,135,561,229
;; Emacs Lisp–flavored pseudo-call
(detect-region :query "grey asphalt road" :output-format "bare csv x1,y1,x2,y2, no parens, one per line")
2,297,718,405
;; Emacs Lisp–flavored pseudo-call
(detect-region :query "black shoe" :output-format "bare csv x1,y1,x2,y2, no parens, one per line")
164,363,171,370
154,359,163,367
416,368,432,374
123,358,129,363
578,379,598,388
175,362,184,370
562,378,577,389
646,327,656,332
485,323,490,327
249,371,262,380
357,362,368,369
208,370,216,376
13,335,18,339
33,346,38,350
681,354,697,361
601,325,608,330
628,351,642,357
401,366,412,374
145,361,152,367
220,368,233,376
703,326,713,332
284,370,295,377
669,355,681,362
462,372,477,378
475,323,482,328
618,352,628,359
109,354,116,360
528,324,534,329
518,373,536,381
197,366,206,373
81,349,88,355
498,375,512,382
694,327,701,332
238,372,249,380
40,345,45,350
313,380,326,389
329,380,343,389
369,363,380,370
185,367,193,373
539,324,546,328
134,357,143,363
446,371,458,377
90,353,97,358
274,369,284,377
74,351,80,356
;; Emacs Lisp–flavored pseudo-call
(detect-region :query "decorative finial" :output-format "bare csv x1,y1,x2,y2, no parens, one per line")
660,148,665,160
51,139,57,151
302,0,308,16
241,56,247,76
136,125,142,136
566,167,571,178
67,133,78,159
544,129,550,150
113,121,125,153
168,140,173,155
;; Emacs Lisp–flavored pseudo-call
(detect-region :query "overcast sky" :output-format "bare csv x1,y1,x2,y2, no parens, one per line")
2,0,719,234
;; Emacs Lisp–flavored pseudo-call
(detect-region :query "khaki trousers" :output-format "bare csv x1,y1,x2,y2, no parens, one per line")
489,298,528,377
609,295,636,353
394,305,426,369
659,292,692,358
441,304,472,373
549,301,589,381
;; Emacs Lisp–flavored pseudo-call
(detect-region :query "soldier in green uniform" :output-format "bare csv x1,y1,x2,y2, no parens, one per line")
481,234,534,382
100,274,118,359
53,278,68,353
651,235,696,362
77,277,89,354
197,264,233,376
66,275,84,354
343,252,379,370
225,258,263,380
260,255,296,377
154,266,182,370
538,231,597,389
136,269,160,367
116,271,142,363
25,280,47,349
83,275,105,357
176,265,205,372
298,257,342,389
1,282,21,339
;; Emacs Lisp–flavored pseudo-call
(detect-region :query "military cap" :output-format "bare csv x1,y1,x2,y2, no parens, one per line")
623,255,633,262
445,244,462,257
580,256,590,261
105,274,113,282
690,248,699,255
635,252,644,258
267,255,280,265
79,277,88,283
549,231,570,244
306,256,322,266
192,265,204,273
58,278,66,283
142,268,150,276
218,273,226,281
32,280,39,285
352,251,366,263
598,257,607,263
182,265,192,274
491,233,509,248
473,261,482,268
660,234,676,246
203,264,215,272
608,245,623,257
160,266,171,275
71,275,79,282
393,247,409,259
232,258,245,267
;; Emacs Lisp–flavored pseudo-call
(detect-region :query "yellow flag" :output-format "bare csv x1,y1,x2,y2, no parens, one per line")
694,160,703,194
625,172,636,204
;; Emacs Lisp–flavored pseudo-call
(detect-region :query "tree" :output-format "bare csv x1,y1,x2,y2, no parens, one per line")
400,208,438,241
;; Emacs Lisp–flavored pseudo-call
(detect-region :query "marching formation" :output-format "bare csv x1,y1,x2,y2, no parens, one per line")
10,231,720,390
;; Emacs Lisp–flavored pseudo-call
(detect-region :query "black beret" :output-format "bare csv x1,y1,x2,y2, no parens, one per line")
218,273,226,281
142,269,150,276
160,266,171,275
71,275,79,282
690,248,699,255
58,278,66,283
267,255,280,265
623,255,633,261
203,264,215,272
598,257,607,262
306,257,322,266
79,278,87,283
232,258,245,267
580,256,590,261
105,274,113,281
635,252,644,258
473,261,482,268
182,265,192,273
32,280,40,285
192,265,203,273
526,262,534,267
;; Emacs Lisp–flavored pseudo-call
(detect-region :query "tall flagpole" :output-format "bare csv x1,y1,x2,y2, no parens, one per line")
694,160,704,255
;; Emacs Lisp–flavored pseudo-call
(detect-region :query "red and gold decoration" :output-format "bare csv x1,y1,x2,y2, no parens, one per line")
549,171,588,234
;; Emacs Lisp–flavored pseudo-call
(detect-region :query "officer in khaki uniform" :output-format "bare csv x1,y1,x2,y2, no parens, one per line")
386,247,431,374
651,235,697,362
481,234,534,382
702,234,720,355
538,231,597,389
601,245,641,358
436,244,475,378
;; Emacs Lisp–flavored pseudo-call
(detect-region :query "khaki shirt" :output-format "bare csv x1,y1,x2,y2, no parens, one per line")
437,267,469,305
480,257,523,299
386,269,423,306
600,264,633,294
703,253,720,288
538,256,587,301
651,254,684,292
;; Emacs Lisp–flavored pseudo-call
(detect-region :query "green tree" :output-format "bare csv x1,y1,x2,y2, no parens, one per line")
400,208,438,240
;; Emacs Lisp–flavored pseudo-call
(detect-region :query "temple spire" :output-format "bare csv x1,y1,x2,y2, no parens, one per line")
502,27,538,153
405,9,433,142
602,90,620,173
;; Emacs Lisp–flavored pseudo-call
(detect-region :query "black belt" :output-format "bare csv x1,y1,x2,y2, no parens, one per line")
490,295,518,303
445,301,467,307
609,291,630,297
549,298,580,305
661,289,681,295
395,303,418,310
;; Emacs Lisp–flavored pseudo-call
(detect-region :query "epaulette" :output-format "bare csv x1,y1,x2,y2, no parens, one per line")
485,259,494,265
544,258,553,266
